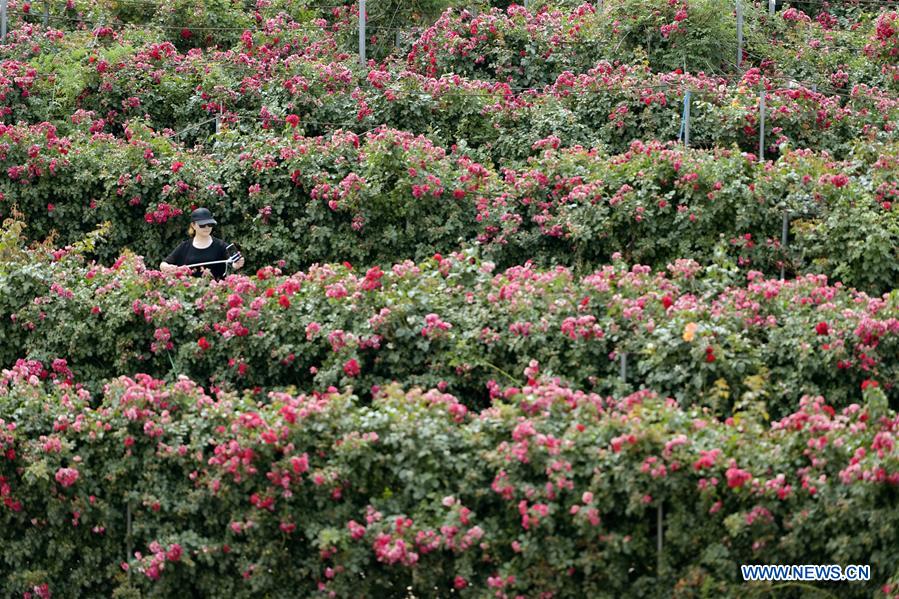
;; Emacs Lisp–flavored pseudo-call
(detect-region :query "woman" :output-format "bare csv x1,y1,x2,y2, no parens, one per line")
160,207,245,280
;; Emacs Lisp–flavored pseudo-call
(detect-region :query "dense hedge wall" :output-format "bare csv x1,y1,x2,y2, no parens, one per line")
1,367,896,597
2,123,897,292
4,32,899,161
1,241,896,417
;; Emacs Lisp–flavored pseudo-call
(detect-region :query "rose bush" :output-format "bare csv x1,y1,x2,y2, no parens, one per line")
0,363,897,597
4,7,899,157
1,241,896,417
2,122,897,292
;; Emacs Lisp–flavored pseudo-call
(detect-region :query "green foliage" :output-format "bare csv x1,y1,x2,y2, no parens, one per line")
0,371,896,597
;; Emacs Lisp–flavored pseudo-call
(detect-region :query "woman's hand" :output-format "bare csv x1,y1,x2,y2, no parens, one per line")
233,256,245,270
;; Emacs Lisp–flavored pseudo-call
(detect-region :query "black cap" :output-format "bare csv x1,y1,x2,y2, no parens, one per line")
190,207,217,226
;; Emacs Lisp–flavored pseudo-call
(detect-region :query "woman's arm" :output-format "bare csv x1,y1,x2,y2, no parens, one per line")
160,241,188,271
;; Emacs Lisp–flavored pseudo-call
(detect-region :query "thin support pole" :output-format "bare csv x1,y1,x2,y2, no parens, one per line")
683,90,691,147
619,353,627,382
657,503,663,575
736,0,743,69
780,212,788,280
126,501,133,580
43,0,48,26
1,0,8,43
768,0,775,15
759,90,766,161
358,0,366,67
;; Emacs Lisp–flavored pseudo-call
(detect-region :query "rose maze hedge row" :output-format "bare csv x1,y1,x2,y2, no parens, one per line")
0,363,897,597
2,124,897,295
1,243,896,418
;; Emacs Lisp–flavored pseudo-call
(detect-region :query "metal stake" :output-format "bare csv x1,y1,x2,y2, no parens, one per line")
657,503,663,575
1,0,8,43
126,501,133,580
759,90,766,161
683,90,691,147
736,0,743,69
780,212,788,280
358,0,366,66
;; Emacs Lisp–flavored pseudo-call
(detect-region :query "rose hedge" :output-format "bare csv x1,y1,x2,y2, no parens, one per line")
407,3,899,92
1,242,896,418
476,139,899,294
4,5,899,161
2,123,897,292
5,2,899,155
1,365,897,597
5,26,899,162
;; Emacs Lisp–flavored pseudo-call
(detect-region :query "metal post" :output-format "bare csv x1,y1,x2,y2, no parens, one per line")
358,0,366,67
759,90,766,161
736,0,743,69
683,90,691,147
126,501,133,580
43,0,48,26
215,115,221,134
620,353,627,382
657,503,663,575
768,0,775,15
1,0,8,43
780,212,788,280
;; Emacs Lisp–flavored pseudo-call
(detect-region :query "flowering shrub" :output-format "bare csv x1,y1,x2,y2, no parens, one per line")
2,245,896,418
1,2,898,596
0,365,897,596
4,10,899,156
2,122,897,292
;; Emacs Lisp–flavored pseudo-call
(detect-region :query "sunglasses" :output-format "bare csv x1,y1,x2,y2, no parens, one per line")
195,223,213,228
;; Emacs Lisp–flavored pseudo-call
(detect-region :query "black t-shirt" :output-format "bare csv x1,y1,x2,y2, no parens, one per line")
165,237,231,280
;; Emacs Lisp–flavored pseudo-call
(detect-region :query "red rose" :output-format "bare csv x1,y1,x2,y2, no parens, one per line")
662,295,673,309
279,295,291,309
861,379,879,390
171,161,184,173
705,346,716,363
815,322,829,335
198,337,211,351
285,114,300,128
343,358,360,377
